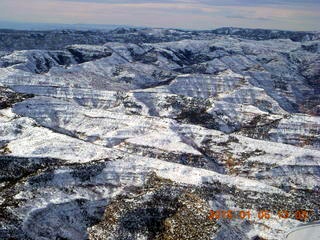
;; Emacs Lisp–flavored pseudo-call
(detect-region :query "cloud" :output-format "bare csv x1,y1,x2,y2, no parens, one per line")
50,0,320,8
0,0,319,30
225,14,270,21
49,0,319,3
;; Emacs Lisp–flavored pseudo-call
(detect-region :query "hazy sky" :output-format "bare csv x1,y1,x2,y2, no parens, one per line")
0,0,319,30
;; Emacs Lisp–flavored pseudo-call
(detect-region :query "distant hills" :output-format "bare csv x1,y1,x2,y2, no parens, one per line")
0,20,133,31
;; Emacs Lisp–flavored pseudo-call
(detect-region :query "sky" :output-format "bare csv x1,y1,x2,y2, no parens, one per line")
0,0,319,31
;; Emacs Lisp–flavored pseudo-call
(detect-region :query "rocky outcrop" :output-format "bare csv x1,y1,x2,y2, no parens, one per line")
0,86,33,109
88,173,219,240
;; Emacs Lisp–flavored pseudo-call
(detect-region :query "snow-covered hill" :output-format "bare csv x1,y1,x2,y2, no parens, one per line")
0,27,319,240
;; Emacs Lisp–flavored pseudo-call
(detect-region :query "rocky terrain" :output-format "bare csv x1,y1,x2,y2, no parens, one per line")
0,27,319,240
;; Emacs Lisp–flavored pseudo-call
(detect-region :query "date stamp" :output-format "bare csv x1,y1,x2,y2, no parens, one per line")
208,209,319,221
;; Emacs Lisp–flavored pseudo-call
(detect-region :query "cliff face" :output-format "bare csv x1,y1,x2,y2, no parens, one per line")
0,27,319,240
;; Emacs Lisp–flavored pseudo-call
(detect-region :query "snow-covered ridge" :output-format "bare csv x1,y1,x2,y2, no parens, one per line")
0,27,319,51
